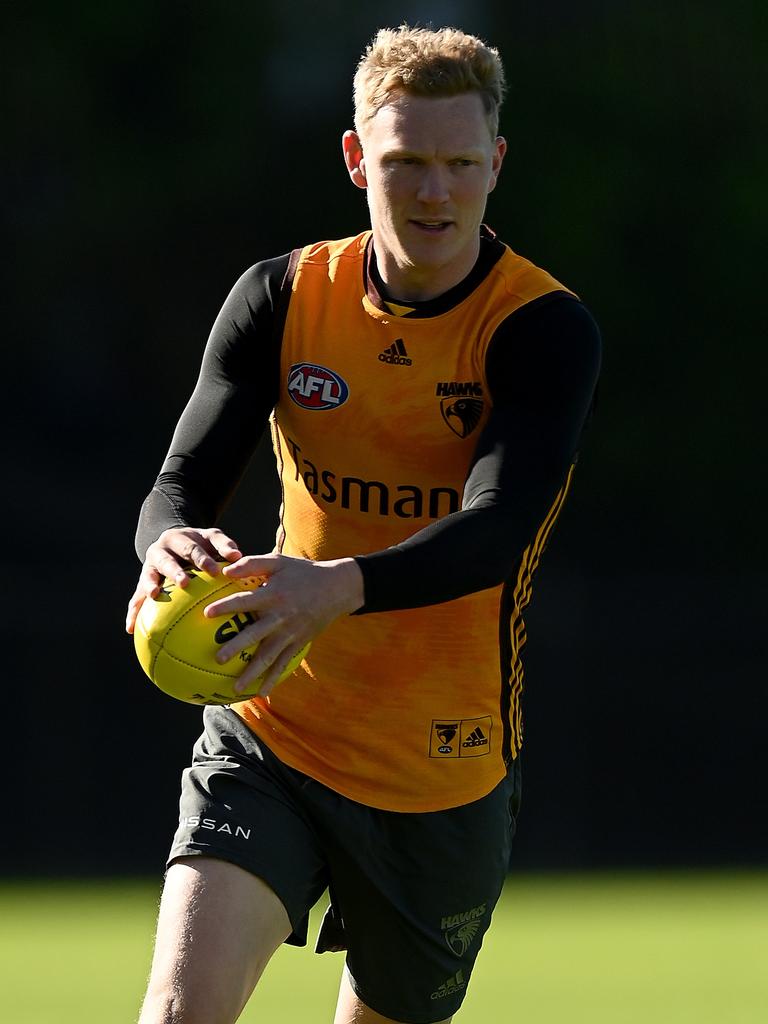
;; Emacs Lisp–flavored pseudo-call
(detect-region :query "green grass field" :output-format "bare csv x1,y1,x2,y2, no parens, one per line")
1,873,766,1023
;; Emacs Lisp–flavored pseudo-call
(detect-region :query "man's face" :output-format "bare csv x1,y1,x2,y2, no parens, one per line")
343,91,506,299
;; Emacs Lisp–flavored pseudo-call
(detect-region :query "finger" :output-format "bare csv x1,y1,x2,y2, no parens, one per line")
127,562,165,632
223,554,284,578
185,543,223,575
258,645,304,698
204,587,270,621
231,630,291,692
138,563,164,598
207,529,243,563
168,536,223,576
145,546,192,587
125,590,145,634
215,613,278,666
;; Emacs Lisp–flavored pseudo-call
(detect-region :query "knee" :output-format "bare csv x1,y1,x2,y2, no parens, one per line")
138,985,183,1024
138,984,221,1024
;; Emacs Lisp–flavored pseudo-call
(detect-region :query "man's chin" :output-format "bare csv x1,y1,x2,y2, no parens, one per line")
398,235,459,268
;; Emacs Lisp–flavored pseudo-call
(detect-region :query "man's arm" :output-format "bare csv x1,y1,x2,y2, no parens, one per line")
134,254,291,558
126,254,289,630
354,294,602,610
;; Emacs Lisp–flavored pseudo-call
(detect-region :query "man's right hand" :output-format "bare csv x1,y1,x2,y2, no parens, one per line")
125,527,242,634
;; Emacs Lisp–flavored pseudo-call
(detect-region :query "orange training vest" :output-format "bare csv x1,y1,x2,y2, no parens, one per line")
233,231,574,811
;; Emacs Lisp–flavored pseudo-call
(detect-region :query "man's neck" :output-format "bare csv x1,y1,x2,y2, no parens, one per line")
371,237,481,303
364,228,505,319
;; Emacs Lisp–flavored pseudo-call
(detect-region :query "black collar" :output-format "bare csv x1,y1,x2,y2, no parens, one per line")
364,225,505,318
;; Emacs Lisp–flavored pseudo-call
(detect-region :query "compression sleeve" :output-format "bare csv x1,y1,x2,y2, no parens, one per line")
354,295,602,612
134,254,290,560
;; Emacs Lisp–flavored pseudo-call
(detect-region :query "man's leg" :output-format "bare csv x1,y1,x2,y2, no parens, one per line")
333,968,452,1024
138,857,292,1024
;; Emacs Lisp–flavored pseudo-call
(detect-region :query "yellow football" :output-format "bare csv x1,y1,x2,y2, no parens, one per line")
133,565,309,704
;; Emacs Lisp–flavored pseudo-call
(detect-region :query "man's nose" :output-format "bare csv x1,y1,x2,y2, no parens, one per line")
416,164,450,204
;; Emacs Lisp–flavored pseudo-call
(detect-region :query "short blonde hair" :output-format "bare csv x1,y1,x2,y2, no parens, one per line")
354,25,506,139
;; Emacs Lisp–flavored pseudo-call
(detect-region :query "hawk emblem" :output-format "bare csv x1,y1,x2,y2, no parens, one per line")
440,397,484,438
445,920,482,956
435,724,458,746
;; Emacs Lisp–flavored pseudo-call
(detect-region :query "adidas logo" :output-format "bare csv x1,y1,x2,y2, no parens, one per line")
430,969,466,1001
378,339,412,365
462,727,488,748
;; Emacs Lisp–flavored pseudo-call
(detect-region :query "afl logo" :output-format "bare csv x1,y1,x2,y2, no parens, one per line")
287,363,349,411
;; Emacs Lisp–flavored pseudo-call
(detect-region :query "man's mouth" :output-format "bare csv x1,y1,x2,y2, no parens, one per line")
410,219,453,234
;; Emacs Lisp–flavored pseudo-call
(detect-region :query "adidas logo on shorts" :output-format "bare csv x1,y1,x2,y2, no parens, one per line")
430,968,466,1000
378,339,412,365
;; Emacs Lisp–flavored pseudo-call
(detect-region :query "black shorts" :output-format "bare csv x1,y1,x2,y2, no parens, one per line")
168,706,521,1024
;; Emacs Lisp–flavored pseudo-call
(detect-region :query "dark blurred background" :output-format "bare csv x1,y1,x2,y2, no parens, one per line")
4,1,766,874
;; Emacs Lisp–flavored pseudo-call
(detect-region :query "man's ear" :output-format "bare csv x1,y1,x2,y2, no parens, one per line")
342,130,368,189
487,136,507,194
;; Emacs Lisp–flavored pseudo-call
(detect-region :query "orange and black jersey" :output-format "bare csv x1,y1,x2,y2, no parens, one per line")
137,230,600,611
136,228,601,811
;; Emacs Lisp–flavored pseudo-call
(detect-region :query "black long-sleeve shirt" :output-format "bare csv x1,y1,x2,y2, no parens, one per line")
136,235,601,612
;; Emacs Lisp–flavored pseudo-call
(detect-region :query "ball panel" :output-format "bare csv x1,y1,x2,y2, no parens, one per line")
151,648,244,705
151,643,310,705
161,582,258,680
133,564,311,705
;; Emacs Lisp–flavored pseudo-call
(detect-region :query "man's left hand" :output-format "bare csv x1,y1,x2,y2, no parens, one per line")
204,553,365,698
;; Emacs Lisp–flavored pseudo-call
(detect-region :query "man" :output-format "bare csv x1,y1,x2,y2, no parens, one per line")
127,25,601,1024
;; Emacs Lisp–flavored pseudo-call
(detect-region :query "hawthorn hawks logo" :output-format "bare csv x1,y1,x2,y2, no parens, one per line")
287,363,349,410
441,903,488,958
436,381,484,438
